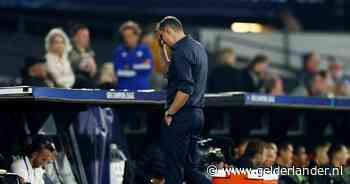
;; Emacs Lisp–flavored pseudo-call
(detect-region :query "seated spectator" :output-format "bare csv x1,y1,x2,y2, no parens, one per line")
113,21,153,90
276,142,293,168
293,146,309,167
21,56,52,87
264,142,277,168
98,62,117,89
11,136,55,184
240,54,270,92
69,24,97,89
236,139,266,169
45,28,75,88
264,75,285,95
207,48,241,93
328,56,345,84
291,70,331,97
298,52,320,86
334,80,350,97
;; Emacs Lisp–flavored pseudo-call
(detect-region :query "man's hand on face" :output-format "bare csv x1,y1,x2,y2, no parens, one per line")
164,111,173,126
160,44,171,63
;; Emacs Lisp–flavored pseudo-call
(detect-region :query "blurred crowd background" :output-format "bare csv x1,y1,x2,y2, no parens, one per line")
0,0,350,99
1,1,350,184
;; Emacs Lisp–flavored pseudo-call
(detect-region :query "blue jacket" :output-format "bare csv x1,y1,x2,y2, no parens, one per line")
113,43,153,90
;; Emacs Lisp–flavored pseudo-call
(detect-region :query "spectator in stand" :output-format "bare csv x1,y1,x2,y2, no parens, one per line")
98,62,117,89
45,28,75,88
264,142,277,168
69,24,97,88
207,48,241,93
113,21,153,90
236,139,266,169
334,80,350,97
328,56,345,84
264,75,284,95
276,142,294,168
327,56,350,98
21,56,52,87
240,54,270,92
292,70,331,97
293,146,309,167
298,52,320,86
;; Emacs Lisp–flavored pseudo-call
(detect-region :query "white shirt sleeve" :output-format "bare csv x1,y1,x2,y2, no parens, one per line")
11,158,30,183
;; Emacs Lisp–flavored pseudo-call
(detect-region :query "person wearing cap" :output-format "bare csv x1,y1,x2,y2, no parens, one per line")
157,16,211,184
21,56,51,87
11,136,56,184
112,21,153,90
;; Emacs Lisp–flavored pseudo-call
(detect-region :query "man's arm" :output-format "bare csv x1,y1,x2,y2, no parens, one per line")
164,52,194,126
11,159,28,183
167,91,189,115
168,50,194,114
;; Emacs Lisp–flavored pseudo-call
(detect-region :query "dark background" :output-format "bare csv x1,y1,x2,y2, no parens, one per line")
0,0,348,77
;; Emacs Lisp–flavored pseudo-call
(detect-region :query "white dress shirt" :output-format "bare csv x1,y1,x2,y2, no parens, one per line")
46,53,75,88
11,156,45,184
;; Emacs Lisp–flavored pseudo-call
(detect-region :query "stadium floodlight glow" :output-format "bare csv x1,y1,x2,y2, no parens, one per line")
231,22,263,33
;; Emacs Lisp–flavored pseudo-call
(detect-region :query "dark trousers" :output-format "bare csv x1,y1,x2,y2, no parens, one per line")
160,108,211,184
